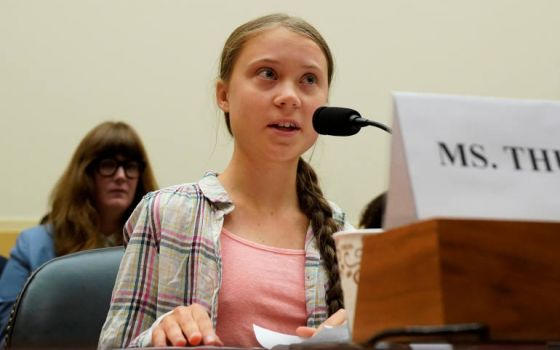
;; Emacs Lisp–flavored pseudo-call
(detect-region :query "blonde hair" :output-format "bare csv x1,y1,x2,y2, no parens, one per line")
46,121,158,256
218,13,343,315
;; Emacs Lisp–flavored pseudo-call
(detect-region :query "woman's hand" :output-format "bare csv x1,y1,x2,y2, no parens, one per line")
152,303,224,347
295,308,347,338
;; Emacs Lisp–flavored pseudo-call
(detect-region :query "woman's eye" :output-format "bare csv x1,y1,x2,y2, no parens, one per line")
301,73,318,85
257,68,277,80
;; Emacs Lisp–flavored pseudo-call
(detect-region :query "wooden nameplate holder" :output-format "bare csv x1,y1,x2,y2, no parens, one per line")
353,219,560,344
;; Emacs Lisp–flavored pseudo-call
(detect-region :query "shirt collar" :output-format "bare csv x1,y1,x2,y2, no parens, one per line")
198,171,235,214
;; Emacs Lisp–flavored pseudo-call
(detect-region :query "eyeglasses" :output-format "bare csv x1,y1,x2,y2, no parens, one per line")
94,158,145,179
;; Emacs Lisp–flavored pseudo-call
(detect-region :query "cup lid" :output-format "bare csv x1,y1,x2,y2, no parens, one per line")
333,228,384,238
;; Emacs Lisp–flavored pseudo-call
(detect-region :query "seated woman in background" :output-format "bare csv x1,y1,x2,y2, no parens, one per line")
0,121,158,336
358,192,386,229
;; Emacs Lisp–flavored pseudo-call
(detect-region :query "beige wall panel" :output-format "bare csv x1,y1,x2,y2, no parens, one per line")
1,0,559,226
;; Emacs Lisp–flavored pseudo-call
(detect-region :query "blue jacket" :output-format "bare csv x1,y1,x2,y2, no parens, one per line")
0,225,55,336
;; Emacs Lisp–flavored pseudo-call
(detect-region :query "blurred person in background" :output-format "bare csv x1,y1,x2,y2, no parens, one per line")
0,121,158,337
358,192,386,229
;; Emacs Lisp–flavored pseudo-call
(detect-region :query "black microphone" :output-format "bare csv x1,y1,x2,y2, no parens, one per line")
312,106,392,136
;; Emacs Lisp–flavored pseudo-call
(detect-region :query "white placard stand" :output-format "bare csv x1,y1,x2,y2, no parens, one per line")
384,92,560,229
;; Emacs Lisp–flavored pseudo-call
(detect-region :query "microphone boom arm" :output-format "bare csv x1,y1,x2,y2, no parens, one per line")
350,116,392,134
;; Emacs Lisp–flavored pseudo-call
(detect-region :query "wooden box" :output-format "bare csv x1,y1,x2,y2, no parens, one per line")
353,219,560,344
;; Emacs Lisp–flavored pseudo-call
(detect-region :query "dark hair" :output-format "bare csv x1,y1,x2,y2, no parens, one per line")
359,193,386,229
45,121,158,256
296,159,344,315
218,13,343,315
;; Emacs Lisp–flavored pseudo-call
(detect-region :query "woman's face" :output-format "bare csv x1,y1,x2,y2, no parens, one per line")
216,26,329,163
93,155,139,219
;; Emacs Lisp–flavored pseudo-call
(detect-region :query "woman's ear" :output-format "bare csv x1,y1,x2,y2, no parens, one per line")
216,80,230,112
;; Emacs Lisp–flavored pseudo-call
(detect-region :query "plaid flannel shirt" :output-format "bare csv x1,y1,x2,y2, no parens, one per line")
98,172,351,349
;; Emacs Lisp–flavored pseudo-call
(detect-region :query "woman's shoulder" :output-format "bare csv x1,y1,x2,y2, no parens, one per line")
123,173,230,245
140,181,203,207
17,224,53,244
327,200,353,230
327,200,344,218
13,224,55,265
142,172,231,209
153,182,202,198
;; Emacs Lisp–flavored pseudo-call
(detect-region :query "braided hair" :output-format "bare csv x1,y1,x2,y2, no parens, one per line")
296,158,344,315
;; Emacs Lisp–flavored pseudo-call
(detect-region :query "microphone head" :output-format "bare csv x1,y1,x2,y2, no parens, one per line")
312,106,362,136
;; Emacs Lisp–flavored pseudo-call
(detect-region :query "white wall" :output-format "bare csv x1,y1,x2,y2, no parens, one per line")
1,0,559,227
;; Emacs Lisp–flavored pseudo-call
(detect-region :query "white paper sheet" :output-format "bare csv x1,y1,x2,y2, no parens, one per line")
253,323,350,349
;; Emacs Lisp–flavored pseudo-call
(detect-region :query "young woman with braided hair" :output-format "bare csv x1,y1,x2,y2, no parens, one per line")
99,13,352,349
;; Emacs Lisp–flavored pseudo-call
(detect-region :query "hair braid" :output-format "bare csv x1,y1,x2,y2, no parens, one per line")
296,158,344,315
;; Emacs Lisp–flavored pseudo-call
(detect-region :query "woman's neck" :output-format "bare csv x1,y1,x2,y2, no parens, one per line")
98,211,123,236
219,153,300,213
218,152,308,249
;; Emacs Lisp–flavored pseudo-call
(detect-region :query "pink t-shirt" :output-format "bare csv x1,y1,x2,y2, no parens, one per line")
216,228,308,348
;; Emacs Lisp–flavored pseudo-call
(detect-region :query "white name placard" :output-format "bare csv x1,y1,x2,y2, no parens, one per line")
384,92,560,229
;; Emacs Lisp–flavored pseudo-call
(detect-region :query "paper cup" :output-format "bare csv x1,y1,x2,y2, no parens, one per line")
333,228,384,335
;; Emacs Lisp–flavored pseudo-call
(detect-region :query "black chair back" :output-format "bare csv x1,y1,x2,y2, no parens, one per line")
0,255,7,275
5,246,123,349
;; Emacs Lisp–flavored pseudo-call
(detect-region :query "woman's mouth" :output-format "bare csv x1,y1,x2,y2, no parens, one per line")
268,121,300,131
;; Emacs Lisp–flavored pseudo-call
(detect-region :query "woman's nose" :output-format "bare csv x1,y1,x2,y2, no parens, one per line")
274,83,301,109
113,166,127,180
